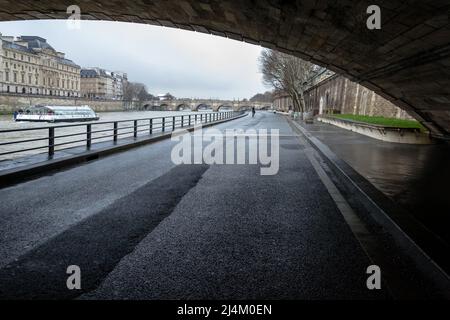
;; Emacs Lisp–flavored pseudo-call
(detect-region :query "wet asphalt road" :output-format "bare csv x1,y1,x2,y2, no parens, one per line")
0,112,386,299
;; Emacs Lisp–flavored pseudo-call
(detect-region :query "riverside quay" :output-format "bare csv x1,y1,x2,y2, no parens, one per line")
0,0,449,312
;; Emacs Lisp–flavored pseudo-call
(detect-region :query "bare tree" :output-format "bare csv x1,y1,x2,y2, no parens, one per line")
137,84,149,103
250,91,273,103
122,82,156,110
164,92,175,100
123,81,138,102
123,82,153,102
259,49,316,116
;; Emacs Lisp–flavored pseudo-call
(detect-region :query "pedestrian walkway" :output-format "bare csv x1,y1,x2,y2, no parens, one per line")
0,112,446,299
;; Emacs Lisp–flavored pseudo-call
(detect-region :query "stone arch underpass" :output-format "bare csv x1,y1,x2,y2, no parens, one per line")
196,104,213,111
176,104,190,111
143,104,163,111
5,1,450,137
217,105,233,111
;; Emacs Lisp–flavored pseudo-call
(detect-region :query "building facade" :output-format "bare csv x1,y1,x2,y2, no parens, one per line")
80,68,127,100
307,66,335,89
273,91,293,111
273,74,411,120
111,71,127,100
304,75,411,119
273,66,334,112
0,34,81,97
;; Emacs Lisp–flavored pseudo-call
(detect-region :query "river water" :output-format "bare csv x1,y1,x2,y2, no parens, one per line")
301,120,450,250
0,111,205,161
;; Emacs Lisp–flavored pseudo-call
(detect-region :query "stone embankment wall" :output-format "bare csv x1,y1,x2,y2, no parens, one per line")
304,75,412,120
0,94,125,113
318,116,432,144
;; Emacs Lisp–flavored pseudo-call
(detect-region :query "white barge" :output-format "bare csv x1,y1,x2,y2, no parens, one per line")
15,105,99,122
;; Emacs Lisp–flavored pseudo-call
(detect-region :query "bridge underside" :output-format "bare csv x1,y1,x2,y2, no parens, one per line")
3,1,450,136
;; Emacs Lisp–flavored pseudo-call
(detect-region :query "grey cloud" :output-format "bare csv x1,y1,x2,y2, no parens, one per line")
0,20,268,99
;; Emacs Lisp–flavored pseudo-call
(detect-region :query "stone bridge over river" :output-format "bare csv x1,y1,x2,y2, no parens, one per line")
139,99,273,112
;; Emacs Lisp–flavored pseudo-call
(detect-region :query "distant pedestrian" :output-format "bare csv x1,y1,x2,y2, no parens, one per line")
251,107,256,118
13,110,18,121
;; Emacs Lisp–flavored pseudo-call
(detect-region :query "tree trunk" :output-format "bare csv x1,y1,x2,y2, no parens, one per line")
291,90,304,120
299,90,306,117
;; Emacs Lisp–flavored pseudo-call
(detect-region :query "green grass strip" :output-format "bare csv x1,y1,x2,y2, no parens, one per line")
330,114,426,132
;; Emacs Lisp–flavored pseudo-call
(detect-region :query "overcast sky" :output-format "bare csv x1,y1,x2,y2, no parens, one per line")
0,20,269,100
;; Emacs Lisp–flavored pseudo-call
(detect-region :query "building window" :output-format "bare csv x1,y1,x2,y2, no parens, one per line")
5,72,9,82
13,73,17,83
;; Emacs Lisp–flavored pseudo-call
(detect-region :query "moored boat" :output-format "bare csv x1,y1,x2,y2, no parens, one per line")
15,105,99,122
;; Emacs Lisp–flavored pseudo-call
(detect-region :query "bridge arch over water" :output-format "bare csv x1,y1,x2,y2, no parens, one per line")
196,104,212,111
218,105,233,111
176,103,190,111
143,104,163,111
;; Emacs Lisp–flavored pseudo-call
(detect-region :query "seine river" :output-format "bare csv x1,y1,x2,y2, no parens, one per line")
0,111,206,161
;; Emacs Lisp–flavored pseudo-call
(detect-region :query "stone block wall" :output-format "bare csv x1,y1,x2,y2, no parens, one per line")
304,75,412,120
0,94,124,113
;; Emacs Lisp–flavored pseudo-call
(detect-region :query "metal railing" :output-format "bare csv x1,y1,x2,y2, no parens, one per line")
0,111,241,159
